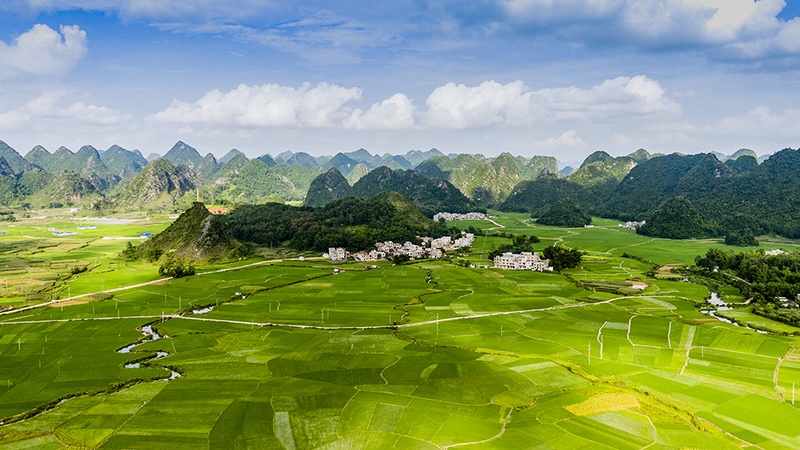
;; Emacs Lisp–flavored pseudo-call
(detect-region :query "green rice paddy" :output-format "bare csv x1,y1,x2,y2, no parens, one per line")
1,211,800,448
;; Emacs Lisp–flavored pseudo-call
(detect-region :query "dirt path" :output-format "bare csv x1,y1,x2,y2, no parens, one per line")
0,258,287,317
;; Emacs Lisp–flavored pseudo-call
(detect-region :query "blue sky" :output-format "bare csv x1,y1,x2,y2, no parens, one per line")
0,1,799,162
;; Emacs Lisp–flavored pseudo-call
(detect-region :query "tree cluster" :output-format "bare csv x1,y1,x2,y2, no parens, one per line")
543,246,583,271
487,234,541,260
724,229,759,247
501,149,800,241
158,255,196,278
637,197,715,239
695,248,800,304
535,198,592,228
221,193,448,253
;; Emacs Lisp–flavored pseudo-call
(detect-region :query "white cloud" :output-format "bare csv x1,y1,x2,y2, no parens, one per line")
423,80,528,128
501,0,622,23
422,76,680,128
150,82,363,128
534,130,586,148
344,93,416,130
713,106,800,137
150,76,680,132
0,24,87,78
0,92,130,129
500,0,800,59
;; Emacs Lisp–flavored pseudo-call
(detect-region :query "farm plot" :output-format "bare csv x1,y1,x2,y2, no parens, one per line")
2,221,800,448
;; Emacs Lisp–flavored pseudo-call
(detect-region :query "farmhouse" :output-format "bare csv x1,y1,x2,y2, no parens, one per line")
326,247,349,261
351,250,387,262
619,221,646,230
429,233,475,250
494,252,552,271
376,240,442,259
433,212,487,221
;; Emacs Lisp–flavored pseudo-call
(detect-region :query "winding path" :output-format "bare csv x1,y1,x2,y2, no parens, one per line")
0,258,285,318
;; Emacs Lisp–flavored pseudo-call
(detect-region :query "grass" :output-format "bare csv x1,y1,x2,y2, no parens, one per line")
1,212,800,447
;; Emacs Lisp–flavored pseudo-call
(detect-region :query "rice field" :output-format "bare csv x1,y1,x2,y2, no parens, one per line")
0,211,799,448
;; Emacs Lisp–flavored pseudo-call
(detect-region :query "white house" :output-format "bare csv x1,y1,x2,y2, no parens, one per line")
494,252,552,272
328,247,349,261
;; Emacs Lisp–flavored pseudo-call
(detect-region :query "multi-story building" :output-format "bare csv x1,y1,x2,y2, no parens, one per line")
493,252,552,271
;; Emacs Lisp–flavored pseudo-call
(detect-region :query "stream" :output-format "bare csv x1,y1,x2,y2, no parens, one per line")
118,325,182,380
701,293,768,334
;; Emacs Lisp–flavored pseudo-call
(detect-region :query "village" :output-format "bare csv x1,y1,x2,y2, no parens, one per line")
324,232,476,262
324,210,554,272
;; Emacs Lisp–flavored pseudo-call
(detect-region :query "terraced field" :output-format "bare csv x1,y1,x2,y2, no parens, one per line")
2,211,800,448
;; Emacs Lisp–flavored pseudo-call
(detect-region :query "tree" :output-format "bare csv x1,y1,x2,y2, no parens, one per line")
535,198,591,227
543,245,583,271
158,255,196,278
392,254,411,265
637,196,715,239
724,228,759,247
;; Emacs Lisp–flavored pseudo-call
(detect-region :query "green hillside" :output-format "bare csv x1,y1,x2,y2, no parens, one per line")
113,158,200,209
304,167,351,207
347,166,478,217
224,191,442,252
127,202,244,262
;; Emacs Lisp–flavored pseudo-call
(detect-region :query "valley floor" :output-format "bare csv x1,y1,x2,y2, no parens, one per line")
1,212,800,449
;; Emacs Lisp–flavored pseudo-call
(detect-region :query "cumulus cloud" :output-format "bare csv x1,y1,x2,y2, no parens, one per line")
422,76,679,128
344,93,416,130
423,80,528,128
0,24,87,78
534,130,586,148
500,0,800,59
0,92,130,129
151,76,680,131
501,0,622,23
150,83,363,128
713,106,800,137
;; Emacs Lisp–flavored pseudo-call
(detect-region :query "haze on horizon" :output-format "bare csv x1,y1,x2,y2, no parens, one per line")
0,1,799,161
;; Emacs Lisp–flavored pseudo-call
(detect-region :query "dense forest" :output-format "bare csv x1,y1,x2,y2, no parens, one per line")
636,197,715,239
222,192,449,252
694,248,800,325
535,198,592,228
502,148,800,241
304,166,481,217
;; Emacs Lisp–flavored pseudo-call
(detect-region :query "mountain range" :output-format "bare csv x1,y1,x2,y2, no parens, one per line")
2,138,797,241
0,140,529,211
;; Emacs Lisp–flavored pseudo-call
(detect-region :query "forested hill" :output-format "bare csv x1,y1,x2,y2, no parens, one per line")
304,166,480,217
222,191,449,252
501,148,800,239
124,202,245,262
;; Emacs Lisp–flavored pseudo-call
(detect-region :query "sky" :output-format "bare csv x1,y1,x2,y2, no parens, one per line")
0,1,799,163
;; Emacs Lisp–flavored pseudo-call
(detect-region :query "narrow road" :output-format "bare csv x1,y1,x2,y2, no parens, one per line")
0,258,289,317
2,294,657,332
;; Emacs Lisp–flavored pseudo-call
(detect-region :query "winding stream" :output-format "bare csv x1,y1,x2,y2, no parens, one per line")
118,325,182,380
701,293,768,334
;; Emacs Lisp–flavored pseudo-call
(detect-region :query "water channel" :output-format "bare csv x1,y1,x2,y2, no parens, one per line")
118,325,181,380
701,292,768,334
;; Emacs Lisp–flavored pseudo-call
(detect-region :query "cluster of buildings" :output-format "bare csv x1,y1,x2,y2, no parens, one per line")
493,252,552,272
375,241,442,259
619,221,646,230
433,212,487,221
324,232,476,262
423,233,475,251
